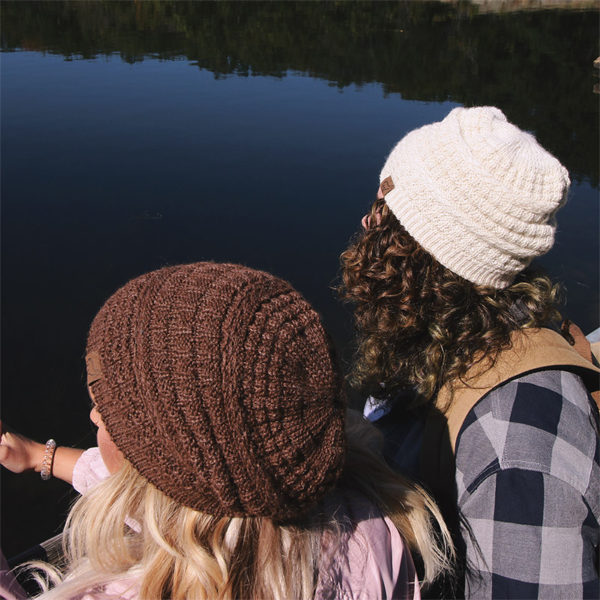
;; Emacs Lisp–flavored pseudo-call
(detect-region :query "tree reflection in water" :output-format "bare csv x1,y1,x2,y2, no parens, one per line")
2,0,598,183
1,0,598,560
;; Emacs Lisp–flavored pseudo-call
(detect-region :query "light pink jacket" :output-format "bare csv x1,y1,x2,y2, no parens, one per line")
2,449,420,600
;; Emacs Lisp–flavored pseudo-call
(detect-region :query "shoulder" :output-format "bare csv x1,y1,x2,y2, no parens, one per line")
456,369,599,501
72,447,111,495
316,491,419,600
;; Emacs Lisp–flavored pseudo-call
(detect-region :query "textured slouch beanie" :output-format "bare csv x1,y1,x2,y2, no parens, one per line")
85,262,345,520
379,106,570,289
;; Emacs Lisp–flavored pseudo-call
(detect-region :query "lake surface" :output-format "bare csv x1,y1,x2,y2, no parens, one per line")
2,1,598,556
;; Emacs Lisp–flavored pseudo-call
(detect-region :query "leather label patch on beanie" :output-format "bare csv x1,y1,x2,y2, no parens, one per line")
380,176,395,196
86,351,104,386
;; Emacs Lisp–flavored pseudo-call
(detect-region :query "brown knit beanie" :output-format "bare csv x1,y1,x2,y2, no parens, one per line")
85,262,345,520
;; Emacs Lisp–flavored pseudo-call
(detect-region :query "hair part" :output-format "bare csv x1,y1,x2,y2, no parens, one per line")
339,197,561,407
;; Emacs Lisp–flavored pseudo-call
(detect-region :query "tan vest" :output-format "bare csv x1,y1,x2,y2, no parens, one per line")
439,327,600,450
419,326,600,503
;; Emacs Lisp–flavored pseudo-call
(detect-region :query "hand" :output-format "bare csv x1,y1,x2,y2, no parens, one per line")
0,420,45,474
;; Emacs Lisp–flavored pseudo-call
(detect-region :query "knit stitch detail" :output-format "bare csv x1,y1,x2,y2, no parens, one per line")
86,262,346,519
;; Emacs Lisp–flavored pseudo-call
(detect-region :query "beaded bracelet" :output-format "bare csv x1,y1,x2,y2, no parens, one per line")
40,439,57,481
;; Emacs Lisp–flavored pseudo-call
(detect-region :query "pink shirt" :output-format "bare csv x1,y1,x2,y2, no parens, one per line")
74,448,420,600
2,450,420,599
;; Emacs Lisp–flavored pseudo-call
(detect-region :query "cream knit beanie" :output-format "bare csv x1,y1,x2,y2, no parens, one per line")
379,106,570,289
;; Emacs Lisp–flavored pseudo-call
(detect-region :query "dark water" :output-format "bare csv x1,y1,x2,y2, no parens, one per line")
2,1,598,557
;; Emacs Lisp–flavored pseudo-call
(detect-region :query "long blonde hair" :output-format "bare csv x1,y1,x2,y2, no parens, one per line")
27,414,453,599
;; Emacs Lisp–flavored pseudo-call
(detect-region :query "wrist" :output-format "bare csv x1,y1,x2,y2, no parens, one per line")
40,439,57,480
31,439,51,472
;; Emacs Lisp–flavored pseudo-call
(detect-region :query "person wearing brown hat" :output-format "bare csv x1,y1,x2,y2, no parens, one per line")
0,262,452,600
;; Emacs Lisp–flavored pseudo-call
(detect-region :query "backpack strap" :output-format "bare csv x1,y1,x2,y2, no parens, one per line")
437,327,600,451
560,320,600,367
417,324,599,591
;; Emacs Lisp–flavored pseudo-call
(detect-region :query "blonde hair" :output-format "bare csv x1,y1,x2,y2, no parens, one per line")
27,414,453,599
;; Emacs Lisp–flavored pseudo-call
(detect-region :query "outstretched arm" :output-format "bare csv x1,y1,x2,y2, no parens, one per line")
0,421,84,485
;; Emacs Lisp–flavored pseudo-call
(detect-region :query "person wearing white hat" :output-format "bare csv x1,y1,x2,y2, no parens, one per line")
340,106,599,599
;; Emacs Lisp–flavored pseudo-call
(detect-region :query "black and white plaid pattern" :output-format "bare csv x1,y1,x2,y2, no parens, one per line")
456,369,600,599
369,368,600,598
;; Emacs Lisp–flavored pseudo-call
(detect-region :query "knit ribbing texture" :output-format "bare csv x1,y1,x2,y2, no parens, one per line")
86,263,345,520
380,106,570,288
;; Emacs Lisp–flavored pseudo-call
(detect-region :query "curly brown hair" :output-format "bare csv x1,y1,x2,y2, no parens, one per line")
339,198,562,409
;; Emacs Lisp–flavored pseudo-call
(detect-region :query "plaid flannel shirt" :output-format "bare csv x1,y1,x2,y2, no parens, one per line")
455,369,599,598
369,368,600,599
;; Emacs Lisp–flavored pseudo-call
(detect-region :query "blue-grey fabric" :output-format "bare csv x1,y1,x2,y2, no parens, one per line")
370,369,600,599
455,369,599,599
